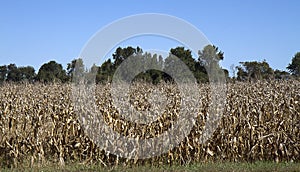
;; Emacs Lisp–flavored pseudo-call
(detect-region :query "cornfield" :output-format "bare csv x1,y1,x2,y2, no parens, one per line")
0,80,299,168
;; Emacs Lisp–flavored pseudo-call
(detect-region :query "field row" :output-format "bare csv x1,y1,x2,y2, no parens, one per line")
0,80,299,168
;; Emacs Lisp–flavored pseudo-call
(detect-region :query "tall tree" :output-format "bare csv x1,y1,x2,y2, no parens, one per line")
6,64,20,82
237,60,274,81
37,61,68,83
67,58,85,81
170,47,196,72
0,65,7,83
287,52,300,77
134,53,164,84
198,45,224,68
236,66,248,81
112,46,141,67
164,47,198,82
18,66,35,82
3,64,36,82
96,59,113,83
198,45,224,82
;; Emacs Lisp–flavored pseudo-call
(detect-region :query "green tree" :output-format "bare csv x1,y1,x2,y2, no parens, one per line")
134,53,164,84
6,64,21,82
237,60,274,81
198,45,224,68
4,64,36,82
287,52,300,77
198,45,224,82
194,61,208,82
0,65,7,83
164,47,198,83
274,70,290,80
147,54,164,84
170,47,196,72
67,58,85,81
18,66,35,82
236,66,248,81
112,46,141,67
37,61,68,83
96,59,114,84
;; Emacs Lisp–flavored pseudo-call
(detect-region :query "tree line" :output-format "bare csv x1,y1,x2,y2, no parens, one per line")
0,45,299,84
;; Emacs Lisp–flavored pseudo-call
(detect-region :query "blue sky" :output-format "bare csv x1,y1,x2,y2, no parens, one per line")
1,0,299,74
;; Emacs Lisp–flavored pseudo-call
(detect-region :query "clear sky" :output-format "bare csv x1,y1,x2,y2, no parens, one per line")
1,0,299,73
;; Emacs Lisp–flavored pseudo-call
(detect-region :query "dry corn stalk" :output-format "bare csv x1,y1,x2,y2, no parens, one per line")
0,80,299,168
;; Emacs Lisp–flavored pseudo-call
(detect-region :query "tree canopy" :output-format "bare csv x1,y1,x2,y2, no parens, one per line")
236,60,274,81
0,46,298,84
37,61,68,83
0,64,35,83
287,52,300,77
